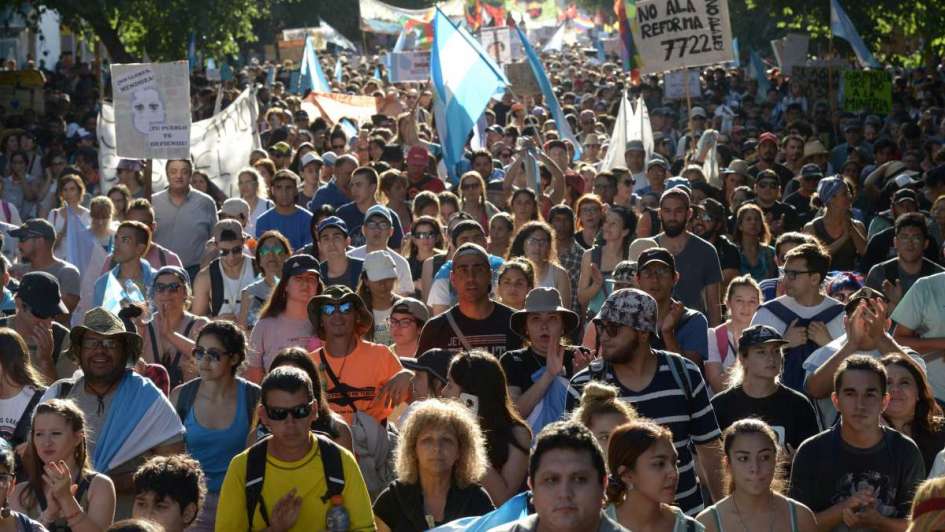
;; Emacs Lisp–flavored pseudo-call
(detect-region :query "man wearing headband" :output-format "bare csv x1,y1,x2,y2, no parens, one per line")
417,243,522,357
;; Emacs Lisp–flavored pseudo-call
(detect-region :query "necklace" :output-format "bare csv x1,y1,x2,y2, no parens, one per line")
732,493,775,532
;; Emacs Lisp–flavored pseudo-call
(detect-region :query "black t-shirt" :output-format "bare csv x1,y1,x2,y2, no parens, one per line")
416,303,523,359
500,346,587,392
789,426,925,520
710,384,820,451
751,199,800,233
372,480,494,532
783,190,816,225
713,234,741,272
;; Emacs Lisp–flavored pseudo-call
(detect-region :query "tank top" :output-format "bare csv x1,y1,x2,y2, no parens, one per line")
708,499,799,532
183,380,251,492
219,257,256,316
813,218,859,271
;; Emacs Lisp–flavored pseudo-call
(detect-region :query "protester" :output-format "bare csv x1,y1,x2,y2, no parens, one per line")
705,275,762,393
0,272,74,382
404,215,443,296
11,219,80,314
151,160,218,280
507,222,572,308
387,298,428,357
804,176,867,272
496,258,535,311
237,229,290,329
578,205,636,319
357,251,401,344
569,382,638,455
0,439,46,531
880,354,945,477
373,399,494,531
0,329,46,449
315,216,363,290
191,220,256,321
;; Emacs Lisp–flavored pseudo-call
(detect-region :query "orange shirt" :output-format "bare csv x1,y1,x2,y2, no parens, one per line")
310,339,403,424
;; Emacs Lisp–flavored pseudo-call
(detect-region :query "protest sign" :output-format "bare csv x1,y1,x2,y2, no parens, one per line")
479,27,523,65
388,51,431,83
99,88,259,195
110,61,191,159
791,65,838,103
663,68,702,99
842,70,892,114
631,0,735,74
770,33,809,75
302,92,378,126
504,61,541,96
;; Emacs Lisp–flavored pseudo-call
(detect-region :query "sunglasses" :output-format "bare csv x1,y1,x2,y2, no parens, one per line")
322,302,354,316
414,231,436,240
264,401,314,421
154,282,183,293
82,338,122,350
595,320,624,338
259,245,286,257
219,246,243,258
193,346,227,362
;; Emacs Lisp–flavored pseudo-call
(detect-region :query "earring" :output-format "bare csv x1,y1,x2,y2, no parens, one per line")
1,501,11,519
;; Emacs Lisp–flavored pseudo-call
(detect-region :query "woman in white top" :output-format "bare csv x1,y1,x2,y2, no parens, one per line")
48,174,90,258
705,275,762,394
0,330,45,450
237,168,272,237
507,221,571,308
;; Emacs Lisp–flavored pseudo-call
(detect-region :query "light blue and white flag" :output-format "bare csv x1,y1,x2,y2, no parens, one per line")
749,49,771,103
515,23,582,160
297,36,330,95
430,491,531,532
334,57,343,84
830,0,880,69
431,7,508,182
543,23,566,52
319,20,357,51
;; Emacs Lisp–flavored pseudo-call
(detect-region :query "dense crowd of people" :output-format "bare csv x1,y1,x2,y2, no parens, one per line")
2,35,945,532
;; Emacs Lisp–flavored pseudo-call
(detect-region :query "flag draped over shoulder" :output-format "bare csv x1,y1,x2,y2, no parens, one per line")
830,0,880,69
431,7,508,182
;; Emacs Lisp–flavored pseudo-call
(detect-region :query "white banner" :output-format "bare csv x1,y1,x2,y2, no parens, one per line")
663,68,702,100
631,0,735,74
387,51,431,82
479,27,522,65
98,88,259,196
110,61,192,159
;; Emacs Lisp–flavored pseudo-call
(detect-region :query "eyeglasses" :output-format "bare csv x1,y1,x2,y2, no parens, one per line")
414,231,436,240
82,338,122,350
756,181,779,190
596,320,624,338
264,401,314,421
697,213,715,223
365,221,391,230
388,317,418,328
219,246,243,258
259,245,287,256
781,269,813,280
154,282,182,293
621,179,634,187
193,346,227,362
322,302,354,316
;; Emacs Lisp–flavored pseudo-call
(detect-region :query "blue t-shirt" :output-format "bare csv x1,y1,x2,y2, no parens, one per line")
255,207,313,250
308,180,351,211
335,202,404,250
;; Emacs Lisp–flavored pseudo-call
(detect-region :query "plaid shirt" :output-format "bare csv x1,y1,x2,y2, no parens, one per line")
558,238,586,314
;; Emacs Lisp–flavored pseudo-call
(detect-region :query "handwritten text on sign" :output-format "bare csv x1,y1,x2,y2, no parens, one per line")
842,70,892,115
631,0,734,74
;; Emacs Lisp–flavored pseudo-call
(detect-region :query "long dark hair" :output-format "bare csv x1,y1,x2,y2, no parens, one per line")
22,400,93,510
882,354,944,437
602,205,637,257
507,221,558,264
0,328,47,388
254,230,292,277
406,215,444,260
448,350,530,468
269,348,339,438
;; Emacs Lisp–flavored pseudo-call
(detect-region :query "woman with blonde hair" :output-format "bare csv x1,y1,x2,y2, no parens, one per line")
704,275,762,394
697,418,816,532
14,399,116,531
373,399,494,531
237,168,272,237
570,381,637,454
908,477,945,531
457,171,499,231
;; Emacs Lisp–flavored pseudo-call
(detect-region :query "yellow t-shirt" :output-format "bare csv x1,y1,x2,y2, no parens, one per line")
215,433,376,532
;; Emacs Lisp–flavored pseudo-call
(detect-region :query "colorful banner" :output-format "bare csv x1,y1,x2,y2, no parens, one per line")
359,0,464,34
630,0,735,74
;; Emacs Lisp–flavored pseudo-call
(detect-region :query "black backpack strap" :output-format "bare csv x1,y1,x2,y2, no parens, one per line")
174,379,202,423
147,321,160,361
51,325,66,364
56,381,73,399
158,248,168,267
245,436,271,527
315,434,345,502
10,388,46,447
209,259,224,316
318,349,358,412
664,352,694,415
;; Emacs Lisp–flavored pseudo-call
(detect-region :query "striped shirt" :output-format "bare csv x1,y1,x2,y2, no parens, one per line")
566,350,721,515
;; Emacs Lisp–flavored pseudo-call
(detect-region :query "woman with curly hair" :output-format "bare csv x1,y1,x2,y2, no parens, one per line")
373,399,494,531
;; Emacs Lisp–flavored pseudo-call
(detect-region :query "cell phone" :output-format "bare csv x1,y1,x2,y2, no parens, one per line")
459,393,479,414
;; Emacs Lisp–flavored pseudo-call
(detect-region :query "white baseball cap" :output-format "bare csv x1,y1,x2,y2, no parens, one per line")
364,251,397,281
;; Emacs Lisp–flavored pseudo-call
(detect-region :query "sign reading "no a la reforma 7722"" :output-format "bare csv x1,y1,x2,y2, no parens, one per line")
630,0,734,75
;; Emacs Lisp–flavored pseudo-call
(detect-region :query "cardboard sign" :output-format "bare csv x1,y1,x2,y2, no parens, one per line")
770,33,809,76
99,88,260,196
387,51,430,83
663,68,702,99
504,61,541,97
842,70,892,114
631,0,735,74
110,61,191,159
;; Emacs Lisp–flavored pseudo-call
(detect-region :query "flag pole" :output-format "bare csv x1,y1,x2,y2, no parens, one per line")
684,68,695,165
828,30,838,142
144,159,153,201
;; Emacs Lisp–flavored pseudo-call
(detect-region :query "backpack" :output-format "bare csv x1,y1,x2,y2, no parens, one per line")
759,299,844,392
244,433,345,527
316,348,398,498
714,325,732,366
650,308,702,354
208,259,225,317
173,377,261,425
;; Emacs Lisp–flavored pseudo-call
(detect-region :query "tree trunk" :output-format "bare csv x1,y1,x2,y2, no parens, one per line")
50,2,136,63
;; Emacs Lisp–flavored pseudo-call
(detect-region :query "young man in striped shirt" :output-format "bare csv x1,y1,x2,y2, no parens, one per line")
566,288,725,515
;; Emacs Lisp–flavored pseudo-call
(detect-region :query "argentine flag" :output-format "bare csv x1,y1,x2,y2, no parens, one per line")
298,36,330,95
830,0,880,69
431,7,508,182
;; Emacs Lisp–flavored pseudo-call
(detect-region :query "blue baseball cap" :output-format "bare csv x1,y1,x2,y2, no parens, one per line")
317,216,348,236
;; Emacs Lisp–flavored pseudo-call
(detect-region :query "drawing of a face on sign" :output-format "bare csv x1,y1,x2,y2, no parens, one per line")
131,88,165,135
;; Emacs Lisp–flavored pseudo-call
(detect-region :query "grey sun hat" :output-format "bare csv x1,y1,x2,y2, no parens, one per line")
509,287,579,338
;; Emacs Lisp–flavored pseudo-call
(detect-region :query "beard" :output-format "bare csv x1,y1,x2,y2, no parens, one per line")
663,221,686,237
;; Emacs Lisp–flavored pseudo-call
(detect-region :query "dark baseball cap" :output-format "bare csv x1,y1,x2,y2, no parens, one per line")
800,163,824,180
10,219,55,241
844,286,890,314
401,348,455,385
738,324,788,350
17,272,67,318
637,247,676,272
317,216,348,236
699,198,725,221
893,188,919,205
282,254,320,279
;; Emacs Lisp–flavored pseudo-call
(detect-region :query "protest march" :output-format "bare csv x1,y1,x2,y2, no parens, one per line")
1,0,945,530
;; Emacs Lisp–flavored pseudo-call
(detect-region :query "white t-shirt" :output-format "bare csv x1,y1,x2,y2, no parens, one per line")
0,386,38,442
347,245,414,296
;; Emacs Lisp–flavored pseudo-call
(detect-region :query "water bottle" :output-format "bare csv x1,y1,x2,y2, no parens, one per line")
325,495,349,532
122,279,145,303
